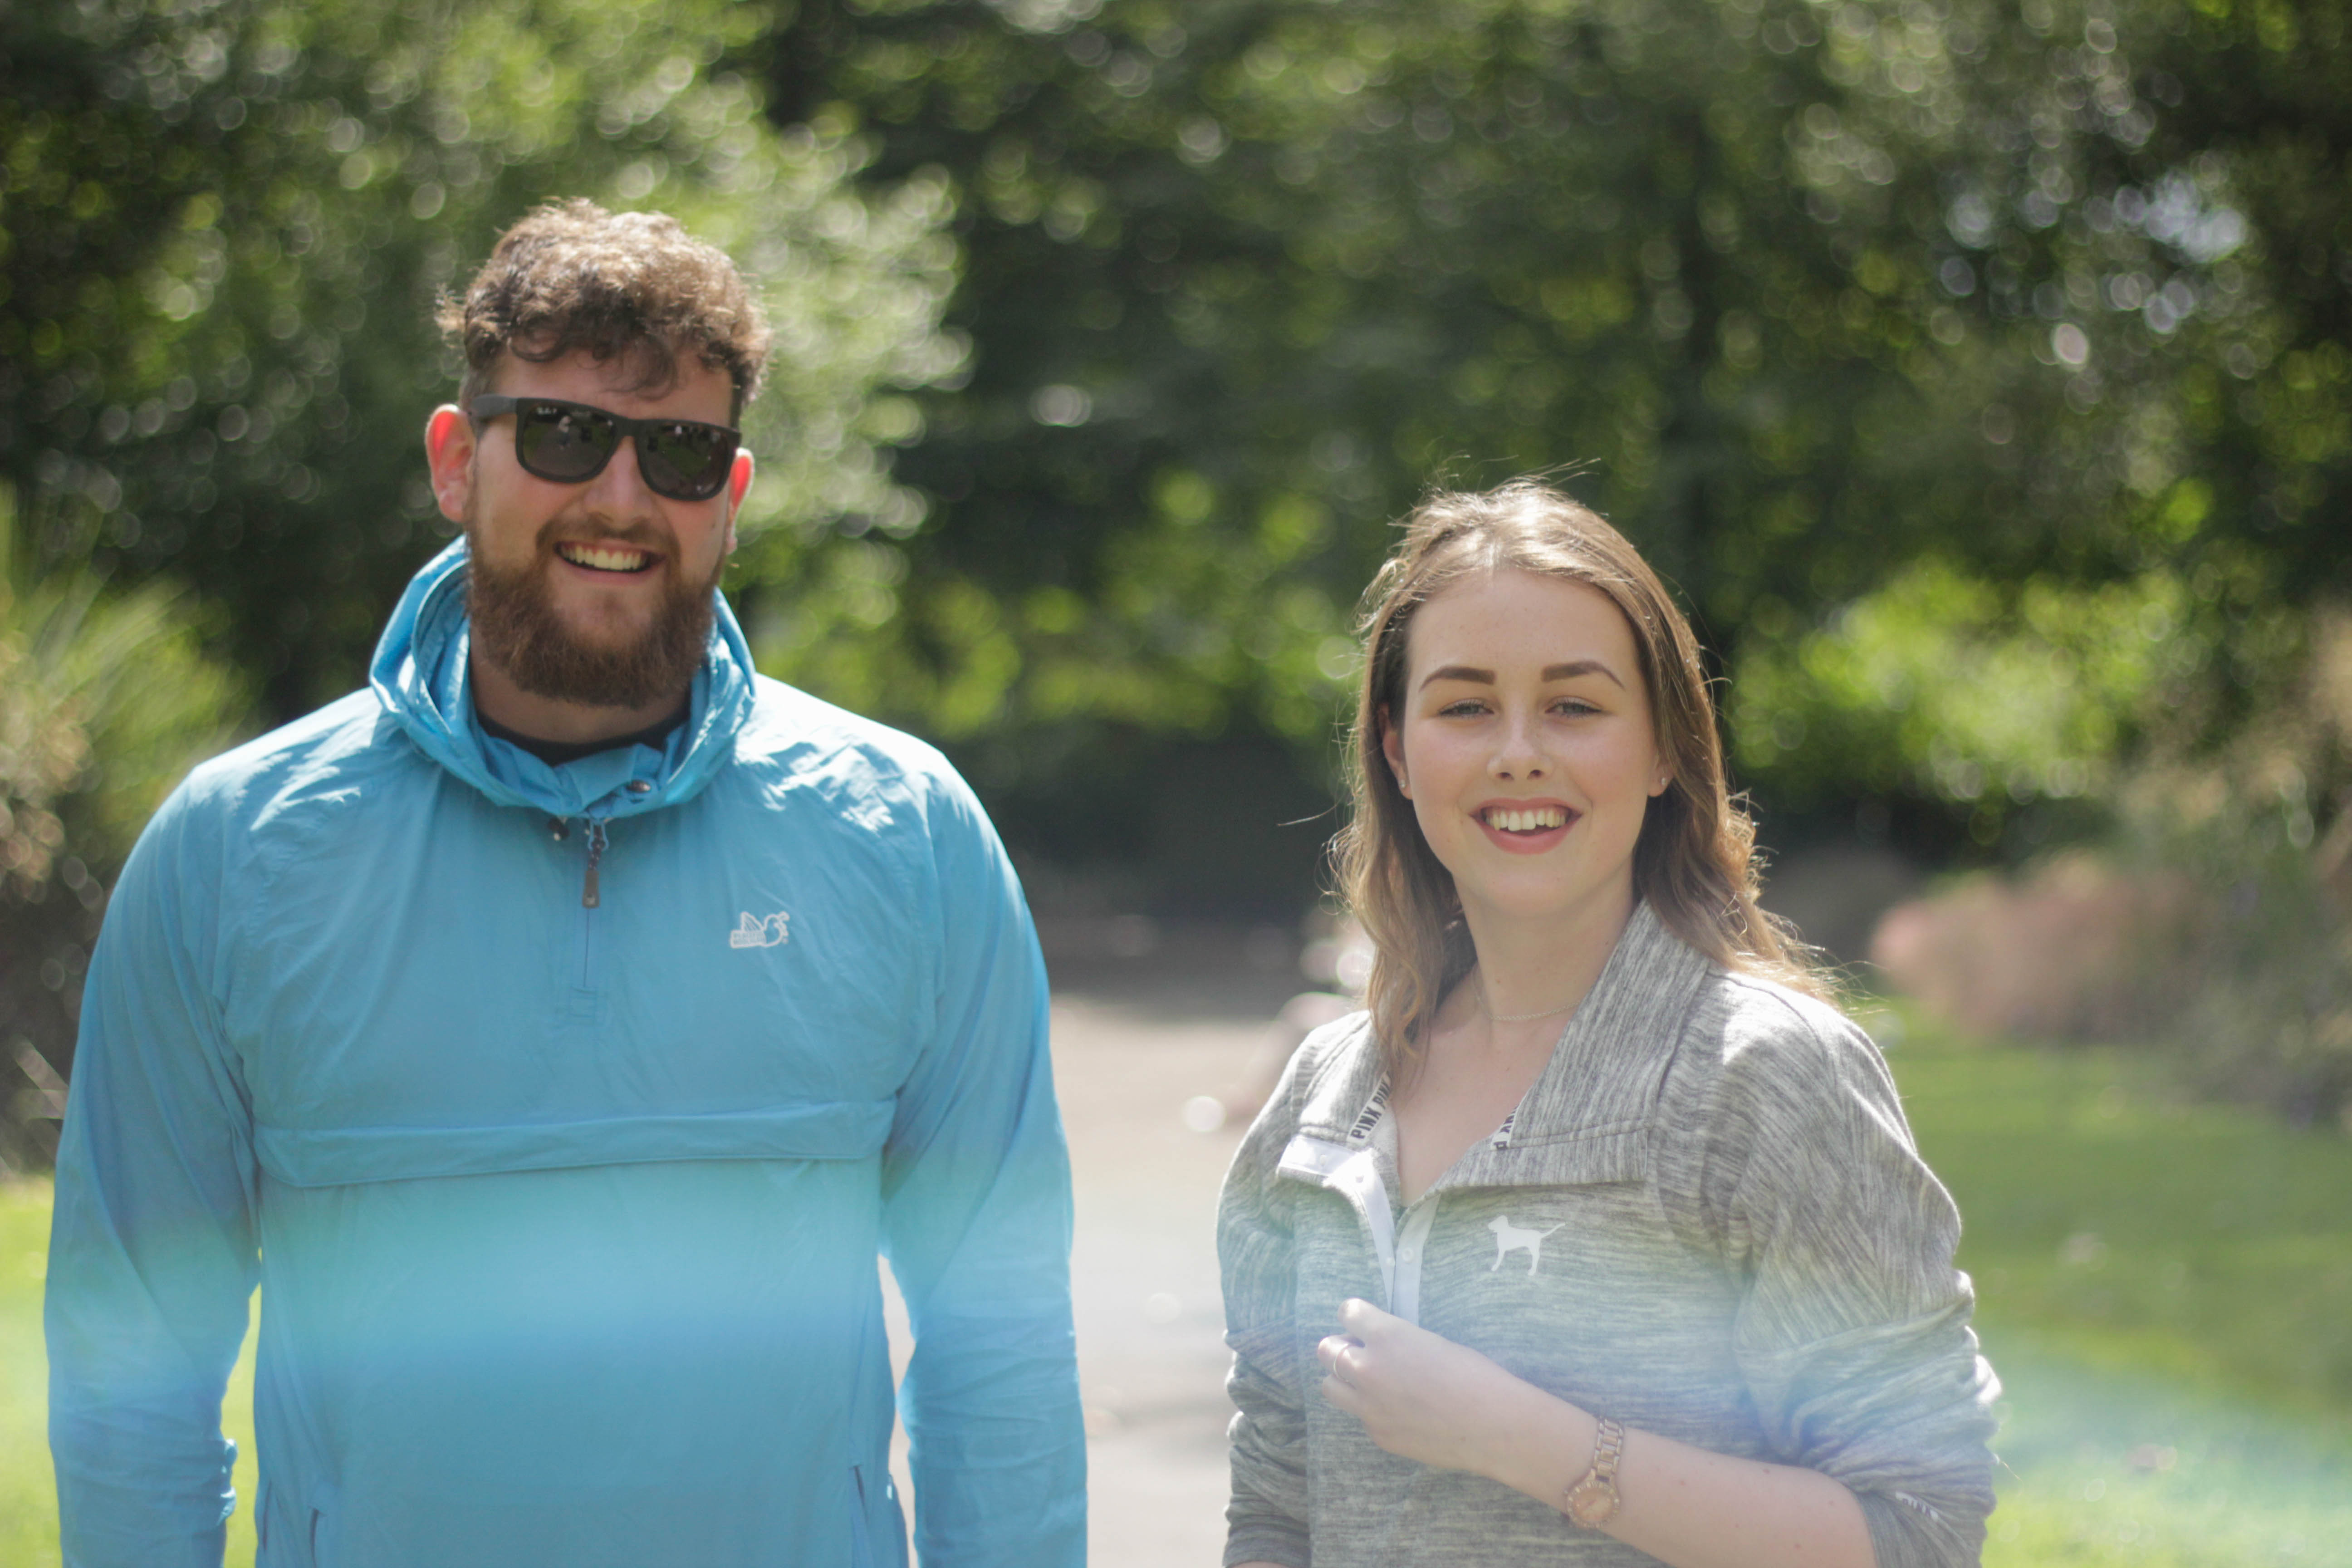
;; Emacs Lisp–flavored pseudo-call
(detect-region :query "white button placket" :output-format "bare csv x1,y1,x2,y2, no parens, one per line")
1391,1198,1441,1326
1328,1152,1400,1309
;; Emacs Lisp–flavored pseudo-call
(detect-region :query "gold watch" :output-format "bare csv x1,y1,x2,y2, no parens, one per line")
1563,1415,1627,1529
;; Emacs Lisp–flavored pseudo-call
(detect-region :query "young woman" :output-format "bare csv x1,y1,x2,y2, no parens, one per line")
1219,481,1999,1568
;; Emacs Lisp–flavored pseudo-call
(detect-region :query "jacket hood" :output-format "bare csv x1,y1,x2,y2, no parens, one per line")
368,538,755,820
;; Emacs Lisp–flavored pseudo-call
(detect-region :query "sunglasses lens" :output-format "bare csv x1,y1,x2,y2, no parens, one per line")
514,404,617,482
638,425,737,502
496,399,736,500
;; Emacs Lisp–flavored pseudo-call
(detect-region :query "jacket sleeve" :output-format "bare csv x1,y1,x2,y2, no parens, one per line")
1216,1048,1314,1568
878,766,1085,1568
1696,1001,2001,1568
46,787,259,1568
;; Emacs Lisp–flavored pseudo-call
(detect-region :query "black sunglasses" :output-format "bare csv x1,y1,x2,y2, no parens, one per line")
469,395,741,503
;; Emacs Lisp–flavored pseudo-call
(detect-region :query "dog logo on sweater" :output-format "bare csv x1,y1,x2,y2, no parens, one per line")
729,911,790,949
1488,1215,1563,1276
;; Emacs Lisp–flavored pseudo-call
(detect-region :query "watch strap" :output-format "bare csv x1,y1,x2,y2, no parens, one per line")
1563,1414,1627,1529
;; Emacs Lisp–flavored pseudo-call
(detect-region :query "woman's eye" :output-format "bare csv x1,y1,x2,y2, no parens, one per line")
1552,698,1601,717
1437,700,1489,717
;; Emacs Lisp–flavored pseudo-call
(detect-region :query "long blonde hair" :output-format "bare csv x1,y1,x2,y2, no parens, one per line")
1334,480,1818,1081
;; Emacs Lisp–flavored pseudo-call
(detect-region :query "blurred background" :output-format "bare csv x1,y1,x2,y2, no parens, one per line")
2,0,2348,1562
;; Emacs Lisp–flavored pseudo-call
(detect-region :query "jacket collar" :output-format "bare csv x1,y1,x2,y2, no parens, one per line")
367,539,756,820
1296,901,1713,1153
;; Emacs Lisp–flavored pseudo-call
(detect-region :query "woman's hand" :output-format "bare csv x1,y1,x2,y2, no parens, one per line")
1312,1298,1877,1568
1314,1297,1565,1481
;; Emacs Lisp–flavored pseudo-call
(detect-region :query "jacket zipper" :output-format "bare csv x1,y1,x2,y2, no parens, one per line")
581,817,609,908
546,814,609,999
578,816,609,995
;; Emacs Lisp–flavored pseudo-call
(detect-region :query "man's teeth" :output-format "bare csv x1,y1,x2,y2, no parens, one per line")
1486,806,1569,833
557,542,652,573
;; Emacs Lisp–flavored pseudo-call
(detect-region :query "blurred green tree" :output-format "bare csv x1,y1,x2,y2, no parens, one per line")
0,483,246,1168
738,0,2338,863
7,0,2345,895
1,0,958,715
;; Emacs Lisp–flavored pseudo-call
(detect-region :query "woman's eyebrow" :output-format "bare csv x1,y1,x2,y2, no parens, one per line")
1419,659,1626,690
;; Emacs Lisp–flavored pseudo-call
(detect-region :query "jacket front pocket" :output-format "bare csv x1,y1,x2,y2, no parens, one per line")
848,1464,876,1568
254,1478,323,1568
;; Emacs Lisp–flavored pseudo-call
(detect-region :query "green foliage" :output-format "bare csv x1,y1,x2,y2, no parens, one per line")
1,0,956,713
10,0,2350,874
1843,618,2351,1122
1727,562,2209,841
2165,837,2352,1130
0,485,248,1171
727,0,2340,836
2108,619,2352,1125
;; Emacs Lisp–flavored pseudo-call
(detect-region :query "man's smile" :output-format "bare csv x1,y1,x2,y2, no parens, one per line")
555,540,657,574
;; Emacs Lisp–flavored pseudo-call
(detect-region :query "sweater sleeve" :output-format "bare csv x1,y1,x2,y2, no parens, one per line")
1694,997,2000,1568
46,785,259,1568
878,764,1086,1568
1216,1044,1319,1568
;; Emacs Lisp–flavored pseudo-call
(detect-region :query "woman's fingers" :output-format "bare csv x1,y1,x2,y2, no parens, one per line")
1317,1337,1362,1413
1311,1301,1530,1474
1320,1368,1362,1413
1316,1333,1363,1380
1316,1330,1368,1413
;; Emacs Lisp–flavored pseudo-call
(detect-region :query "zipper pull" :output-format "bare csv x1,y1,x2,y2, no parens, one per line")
582,819,608,908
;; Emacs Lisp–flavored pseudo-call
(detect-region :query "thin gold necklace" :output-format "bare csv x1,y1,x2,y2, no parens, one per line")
1480,990,1578,1025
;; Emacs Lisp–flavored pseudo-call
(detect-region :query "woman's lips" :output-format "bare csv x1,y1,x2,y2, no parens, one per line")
1474,802,1578,854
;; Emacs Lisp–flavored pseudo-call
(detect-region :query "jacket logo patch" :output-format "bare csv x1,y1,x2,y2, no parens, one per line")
729,911,790,949
1488,1215,1563,1276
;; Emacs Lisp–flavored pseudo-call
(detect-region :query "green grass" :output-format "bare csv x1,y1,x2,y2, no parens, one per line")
0,1183,258,1568
1877,1009,2352,1565
0,1024,2345,1565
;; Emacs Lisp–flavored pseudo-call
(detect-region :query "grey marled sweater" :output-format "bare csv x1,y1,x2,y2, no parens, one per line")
1218,902,2000,1568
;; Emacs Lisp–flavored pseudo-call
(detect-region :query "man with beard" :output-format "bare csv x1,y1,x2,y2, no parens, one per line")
46,201,1086,1568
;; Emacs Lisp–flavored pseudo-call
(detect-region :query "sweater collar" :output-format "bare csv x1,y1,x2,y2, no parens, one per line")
1296,901,1712,1148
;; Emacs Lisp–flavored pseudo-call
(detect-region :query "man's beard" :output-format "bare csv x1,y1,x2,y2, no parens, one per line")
465,522,723,711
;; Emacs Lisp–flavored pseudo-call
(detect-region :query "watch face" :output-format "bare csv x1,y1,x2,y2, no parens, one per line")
1566,1475,1619,1529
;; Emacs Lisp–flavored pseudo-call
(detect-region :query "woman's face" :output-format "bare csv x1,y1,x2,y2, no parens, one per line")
1380,568,1669,943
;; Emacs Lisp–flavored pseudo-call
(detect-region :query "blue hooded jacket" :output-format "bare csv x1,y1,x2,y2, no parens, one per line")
47,542,1087,1567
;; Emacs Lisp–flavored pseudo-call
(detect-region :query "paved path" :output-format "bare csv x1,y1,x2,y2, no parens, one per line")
1056,994,1263,1568
881,931,1305,1566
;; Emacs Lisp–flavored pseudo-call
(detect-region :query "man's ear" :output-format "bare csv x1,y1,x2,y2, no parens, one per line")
424,405,476,525
722,449,755,555
1378,706,1411,799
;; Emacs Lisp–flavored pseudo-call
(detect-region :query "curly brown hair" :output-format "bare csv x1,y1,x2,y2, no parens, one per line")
1335,479,1821,1083
438,199,772,420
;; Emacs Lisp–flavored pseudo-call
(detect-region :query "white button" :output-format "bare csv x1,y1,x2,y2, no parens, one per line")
1399,1247,1415,1262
